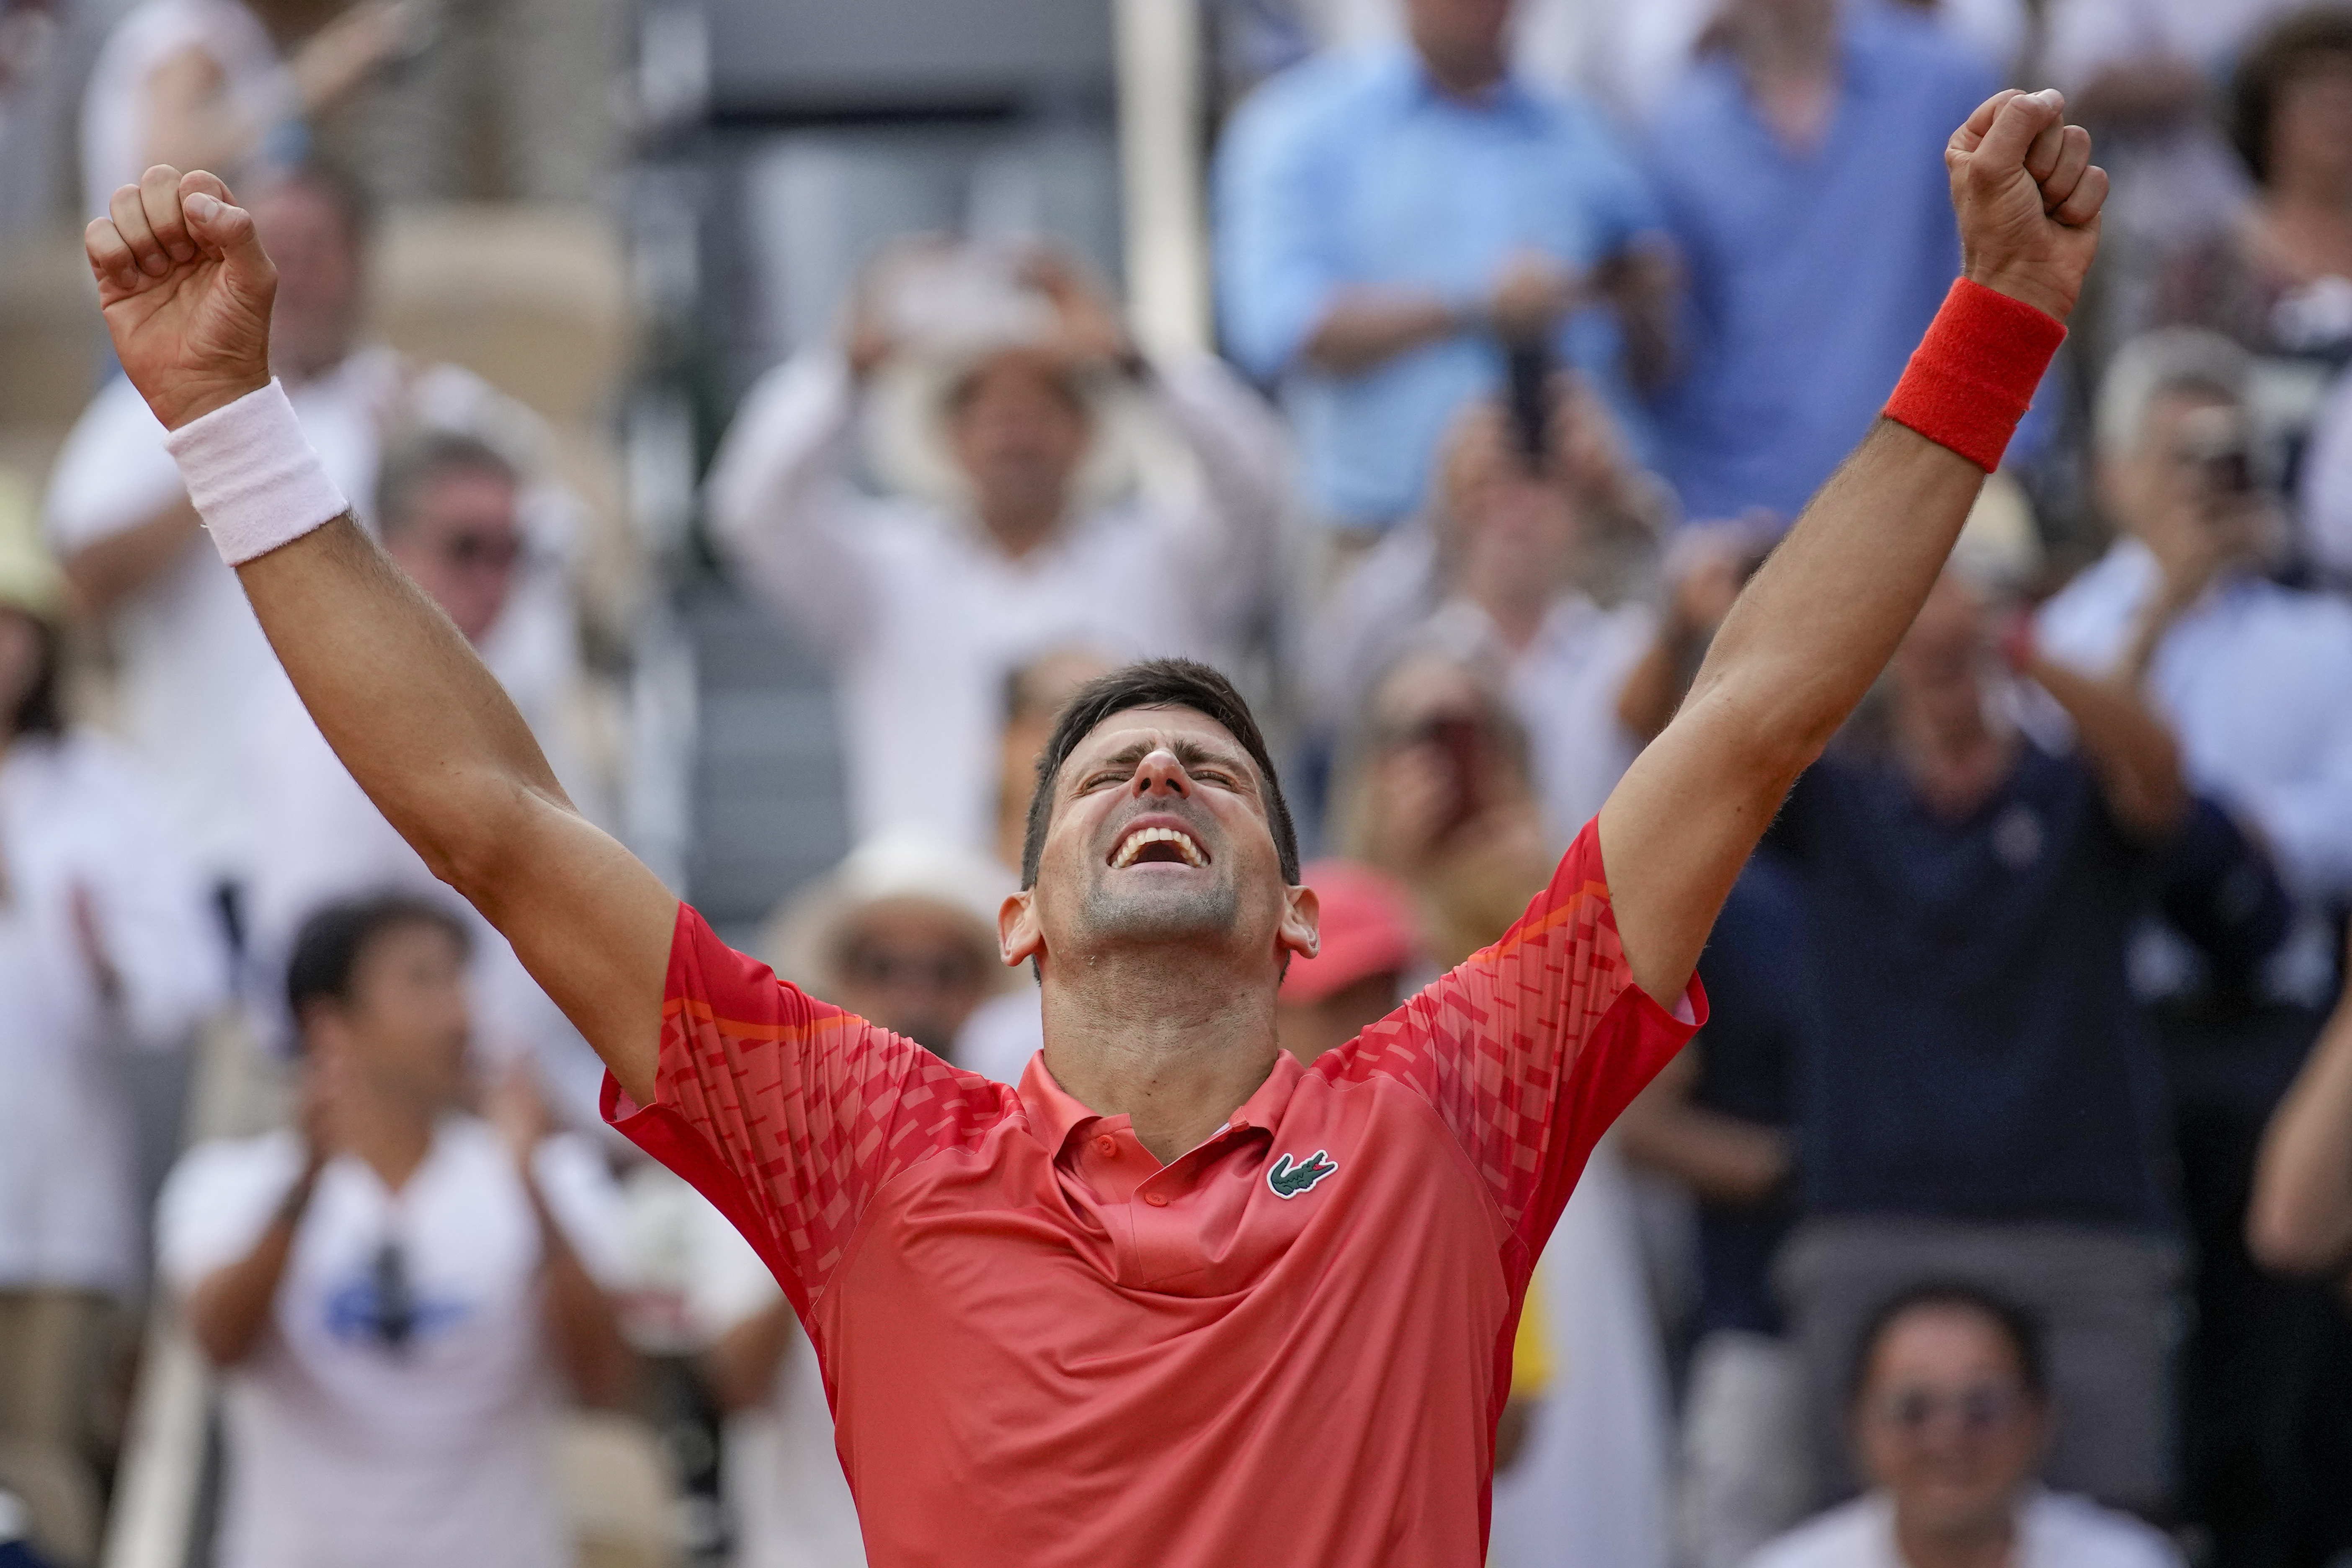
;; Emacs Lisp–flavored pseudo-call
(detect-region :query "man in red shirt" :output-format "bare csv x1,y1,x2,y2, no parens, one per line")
83,86,2105,1567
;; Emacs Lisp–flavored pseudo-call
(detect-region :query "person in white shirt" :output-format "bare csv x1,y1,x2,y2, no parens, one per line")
240,426,606,1129
79,0,406,218
706,240,1291,855
1745,1282,2180,1568
157,892,636,1568
0,496,224,1515
46,158,599,933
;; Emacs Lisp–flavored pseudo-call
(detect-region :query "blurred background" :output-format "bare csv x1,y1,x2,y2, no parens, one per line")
4,0,2352,1565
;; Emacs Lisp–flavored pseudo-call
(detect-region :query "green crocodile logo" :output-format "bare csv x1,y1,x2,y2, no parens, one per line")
1267,1149,1340,1199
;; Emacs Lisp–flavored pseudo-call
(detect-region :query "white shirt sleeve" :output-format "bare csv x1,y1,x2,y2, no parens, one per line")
68,738,228,1050
155,1132,306,1296
681,1194,787,1341
530,1133,630,1288
1135,353,1295,645
704,351,882,657
42,376,189,552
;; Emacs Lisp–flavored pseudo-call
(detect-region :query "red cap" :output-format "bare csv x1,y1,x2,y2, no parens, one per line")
1280,859,1424,1004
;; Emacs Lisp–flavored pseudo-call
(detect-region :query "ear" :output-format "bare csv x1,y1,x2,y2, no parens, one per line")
1277,883,1320,961
998,889,1044,968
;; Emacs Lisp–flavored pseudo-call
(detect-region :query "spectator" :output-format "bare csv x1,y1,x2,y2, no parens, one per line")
0,501,224,1528
1213,0,1676,536
1331,650,1674,1568
43,158,601,940
2038,325,2352,1560
708,240,1288,855
1746,1284,2182,1568
157,893,634,1568
1308,389,1667,841
239,426,607,1128
991,647,1115,876
687,834,1016,1568
1272,857,1424,1066
1644,0,1996,521
1617,855,1811,1568
78,0,405,217
1766,562,2194,1516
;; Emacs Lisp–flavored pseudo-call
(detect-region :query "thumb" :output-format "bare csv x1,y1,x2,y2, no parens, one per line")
183,189,265,269
1972,88,2063,181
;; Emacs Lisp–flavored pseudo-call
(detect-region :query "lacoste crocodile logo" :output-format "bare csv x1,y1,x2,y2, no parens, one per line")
1267,1149,1339,1199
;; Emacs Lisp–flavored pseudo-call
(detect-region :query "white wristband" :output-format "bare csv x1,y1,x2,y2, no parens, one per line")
161,379,350,566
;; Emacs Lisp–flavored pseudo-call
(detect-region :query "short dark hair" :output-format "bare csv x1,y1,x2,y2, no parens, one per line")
286,892,471,1037
374,428,518,536
1019,658,1298,891
2231,8,2352,185
1847,1281,2050,1407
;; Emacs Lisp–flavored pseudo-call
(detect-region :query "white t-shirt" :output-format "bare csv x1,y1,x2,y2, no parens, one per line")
157,1118,626,1568
43,349,590,887
79,0,290,218
1744,1489,2182,1568
0,734,223,1292
679,1196,866,1568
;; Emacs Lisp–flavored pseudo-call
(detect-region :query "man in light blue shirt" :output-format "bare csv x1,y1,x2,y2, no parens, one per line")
1213,0,1673,535
1645,0,1996,522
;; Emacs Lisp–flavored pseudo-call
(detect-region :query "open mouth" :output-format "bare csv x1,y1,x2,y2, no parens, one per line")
1109,824,1210,870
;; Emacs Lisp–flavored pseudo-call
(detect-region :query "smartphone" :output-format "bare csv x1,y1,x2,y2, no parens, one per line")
1503,333,1555,469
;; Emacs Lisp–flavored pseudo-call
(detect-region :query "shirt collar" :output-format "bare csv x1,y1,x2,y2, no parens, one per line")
1016,1048,1306,1160
1383,41,1542,122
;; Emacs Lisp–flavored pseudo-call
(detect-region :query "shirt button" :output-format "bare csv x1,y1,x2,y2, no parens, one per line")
1093,1134,1119,1157
1143,1191,1169,1207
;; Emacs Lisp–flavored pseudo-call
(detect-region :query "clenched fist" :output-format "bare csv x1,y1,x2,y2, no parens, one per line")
85,165,278,432
1947,88,2108,323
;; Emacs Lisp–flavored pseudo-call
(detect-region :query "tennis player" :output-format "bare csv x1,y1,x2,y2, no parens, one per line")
85,86,2104,1567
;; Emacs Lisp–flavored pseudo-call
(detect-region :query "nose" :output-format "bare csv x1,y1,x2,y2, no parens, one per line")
1131,748,1190,799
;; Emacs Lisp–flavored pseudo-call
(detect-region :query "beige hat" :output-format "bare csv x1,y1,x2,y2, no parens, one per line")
763,833,1022,998
0,470,64,623
853,240,1146,517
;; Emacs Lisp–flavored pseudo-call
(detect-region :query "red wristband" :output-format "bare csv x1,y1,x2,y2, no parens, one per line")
1882,278,2066,472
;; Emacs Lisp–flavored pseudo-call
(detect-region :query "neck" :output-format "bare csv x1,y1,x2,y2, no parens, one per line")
1893,691,2015,818
1893,1505,2018,1568
1039,947,1283,1163
1733,5,1839,147
978,495,1064,560
1417,41,1507,100
336,1094,438,1193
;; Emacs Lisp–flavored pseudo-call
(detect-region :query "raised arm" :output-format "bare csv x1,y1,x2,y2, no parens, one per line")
2249,928,2352,1274
1597,89,2107,1003
85,167,672,1104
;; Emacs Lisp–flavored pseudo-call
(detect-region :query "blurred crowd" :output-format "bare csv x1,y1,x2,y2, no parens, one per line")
4,0,2352,1566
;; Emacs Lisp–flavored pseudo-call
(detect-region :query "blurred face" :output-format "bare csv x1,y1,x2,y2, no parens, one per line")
1359,658,1524,855
382,465,524,645
1000,649,1115,828
2269,51,2352,194
1888,573,1991,738
310,921,472,1113
1005,705,1313,983
248,177,364,382
1854,1306,2046,1537
2104,389,2270,571
1443,412,1583,602
946,352,1092,531
829,900,993,1057
0,607,44,737
1277,970,1405,1066
1406,0,1514,87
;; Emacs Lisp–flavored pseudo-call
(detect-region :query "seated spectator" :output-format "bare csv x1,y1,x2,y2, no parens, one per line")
157,894,634,1568
79,0,404,216
239,425,608,1127
43,157,601,936
1746,1284,2182,1568
1213,0,1675,536
1308,389,1667,838
708,241,1287,855
1644,0,1996,520
0,505,224,1530
1617,854,1811,1568
1766,561,2193,1516
991,647,1115,875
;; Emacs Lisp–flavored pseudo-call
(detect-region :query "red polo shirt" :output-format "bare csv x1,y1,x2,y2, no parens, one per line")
607,820,1702,1566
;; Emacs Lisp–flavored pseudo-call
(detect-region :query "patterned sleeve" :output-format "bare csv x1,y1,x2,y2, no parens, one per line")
602,904,1012,1314
1321,819,1705,1257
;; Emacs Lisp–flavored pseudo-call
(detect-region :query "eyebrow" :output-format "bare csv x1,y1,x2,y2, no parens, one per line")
1073,738,1260,793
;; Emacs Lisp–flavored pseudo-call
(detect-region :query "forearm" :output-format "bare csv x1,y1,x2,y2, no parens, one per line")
1596,245,1678,392
1298,291,1465,376
2250,997,2352,1272
2025,653,2187,836
184,1171,314,1366
1616,624,1707,743
62,497,203,616
705,355,871,645
526,1177,637,1409
703,1300,799,1413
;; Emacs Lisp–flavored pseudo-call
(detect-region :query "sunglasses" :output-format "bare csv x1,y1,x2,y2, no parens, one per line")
1872,1382,2029,1436
435,529,525,573
838,944,984,990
